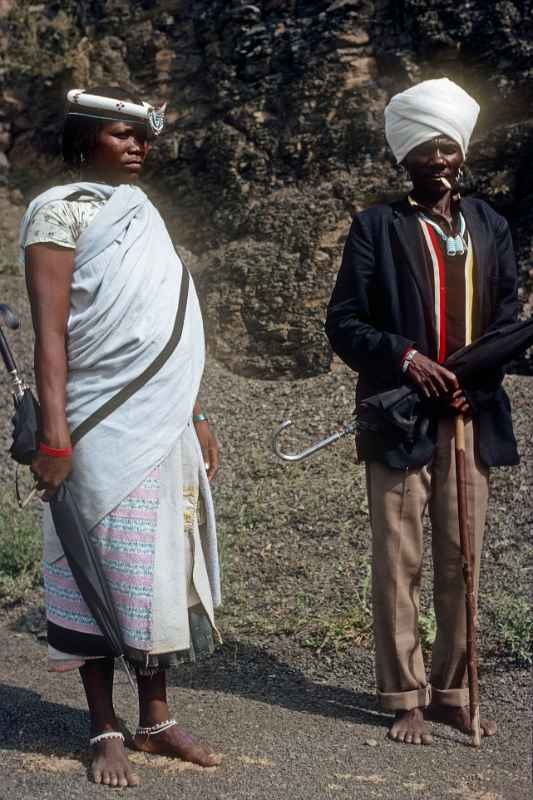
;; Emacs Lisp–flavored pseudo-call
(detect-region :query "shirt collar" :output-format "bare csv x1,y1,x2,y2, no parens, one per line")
407,192,462,214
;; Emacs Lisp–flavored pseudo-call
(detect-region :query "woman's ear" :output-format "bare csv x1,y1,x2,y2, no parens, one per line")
399,158,410,178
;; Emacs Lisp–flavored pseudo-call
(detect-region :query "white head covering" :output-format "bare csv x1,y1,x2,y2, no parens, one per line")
384,78,480,164
66,89,167,137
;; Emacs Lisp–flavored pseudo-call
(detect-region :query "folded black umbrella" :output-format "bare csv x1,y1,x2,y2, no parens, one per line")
49,484,124,655
360,318,533,438
274,319,533,463
445,318,533,383
0,304,41,466
49,483,135,689
10,389,41,465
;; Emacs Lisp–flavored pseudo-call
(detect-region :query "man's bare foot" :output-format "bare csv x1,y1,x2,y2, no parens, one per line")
133,723,221,767
388,707,433,745
426,704,497,737
91,737,140,787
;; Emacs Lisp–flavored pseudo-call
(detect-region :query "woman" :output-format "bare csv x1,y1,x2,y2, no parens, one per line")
21,86,222,787
326,79,518,745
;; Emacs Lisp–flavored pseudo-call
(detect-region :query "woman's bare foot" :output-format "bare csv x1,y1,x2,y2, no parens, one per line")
426,704,497,736
91,737,140,787
80,659,139,787
388,707,433,745
134,723,221,766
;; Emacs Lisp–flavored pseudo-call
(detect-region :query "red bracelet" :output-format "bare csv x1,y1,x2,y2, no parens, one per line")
39,443,73,458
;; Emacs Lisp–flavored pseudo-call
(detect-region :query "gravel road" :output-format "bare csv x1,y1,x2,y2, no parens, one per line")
0,618,530,800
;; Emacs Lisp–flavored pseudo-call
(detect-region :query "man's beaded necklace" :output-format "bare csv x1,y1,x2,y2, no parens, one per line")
418,211,468,256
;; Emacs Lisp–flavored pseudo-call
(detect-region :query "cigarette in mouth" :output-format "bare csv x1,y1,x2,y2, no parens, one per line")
440,177,452,190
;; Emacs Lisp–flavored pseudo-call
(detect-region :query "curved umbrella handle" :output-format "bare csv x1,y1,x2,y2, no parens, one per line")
272,419,357,462
0,303,20,331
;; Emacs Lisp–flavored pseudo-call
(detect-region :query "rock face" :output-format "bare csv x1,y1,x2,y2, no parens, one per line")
1,0,531,376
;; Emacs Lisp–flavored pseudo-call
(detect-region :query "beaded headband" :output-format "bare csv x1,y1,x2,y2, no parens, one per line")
66,89,167,137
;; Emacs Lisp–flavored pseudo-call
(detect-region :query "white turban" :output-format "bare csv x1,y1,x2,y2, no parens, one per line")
384,78,480,164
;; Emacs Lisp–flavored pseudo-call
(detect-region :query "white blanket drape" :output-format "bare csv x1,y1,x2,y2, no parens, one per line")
21,182,205,532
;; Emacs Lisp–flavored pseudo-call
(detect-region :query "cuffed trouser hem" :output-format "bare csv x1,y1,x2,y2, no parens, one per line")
430,686,469,707
377,685,431,711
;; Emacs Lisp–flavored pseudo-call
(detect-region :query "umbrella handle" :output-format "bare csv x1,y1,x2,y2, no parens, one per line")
0,303,20,373
0,305,27,403
0,326,17,374
0,303,20,330
15,466,43,509
272,419,357,462
19,486,39,509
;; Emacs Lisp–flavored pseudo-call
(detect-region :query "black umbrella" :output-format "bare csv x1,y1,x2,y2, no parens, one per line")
0,303,135,690
359,318,533,439
50,484,136,691
0,304,41,468
273,318,533,459
446,318,533,382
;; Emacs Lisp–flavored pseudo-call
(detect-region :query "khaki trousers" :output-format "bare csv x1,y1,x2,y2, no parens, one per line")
366,418,489,711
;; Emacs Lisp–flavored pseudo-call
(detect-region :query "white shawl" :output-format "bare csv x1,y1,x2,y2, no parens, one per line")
21,183,205,530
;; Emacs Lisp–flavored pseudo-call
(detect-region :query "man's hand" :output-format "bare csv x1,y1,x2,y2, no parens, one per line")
30,452,73,500
449,388,472,417
406,352,459,398
194,420,220,481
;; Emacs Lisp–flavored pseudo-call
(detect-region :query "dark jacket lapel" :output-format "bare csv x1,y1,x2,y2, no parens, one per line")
391,199,438,356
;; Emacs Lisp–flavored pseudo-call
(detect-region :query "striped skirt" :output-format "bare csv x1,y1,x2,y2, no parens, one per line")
42,422,219,673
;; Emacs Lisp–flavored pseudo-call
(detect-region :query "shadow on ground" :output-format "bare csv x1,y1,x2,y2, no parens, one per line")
0,638,389,763
0,683,90,757
0,682,132,764
168,639,390,730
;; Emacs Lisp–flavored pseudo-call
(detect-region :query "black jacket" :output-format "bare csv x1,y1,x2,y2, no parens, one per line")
325,196,519,469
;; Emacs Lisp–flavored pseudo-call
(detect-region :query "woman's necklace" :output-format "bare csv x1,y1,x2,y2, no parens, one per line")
419,211,467,256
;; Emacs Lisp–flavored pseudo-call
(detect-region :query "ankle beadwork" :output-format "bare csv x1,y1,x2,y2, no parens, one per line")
90,731,125,746
136,719,177,737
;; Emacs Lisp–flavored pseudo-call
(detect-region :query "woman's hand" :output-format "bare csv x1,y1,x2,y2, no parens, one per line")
406,352,459,398
31,451,73,500
194,420,220,481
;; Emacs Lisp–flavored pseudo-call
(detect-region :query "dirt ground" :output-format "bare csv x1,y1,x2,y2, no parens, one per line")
0,272,531,799
0,613,530,800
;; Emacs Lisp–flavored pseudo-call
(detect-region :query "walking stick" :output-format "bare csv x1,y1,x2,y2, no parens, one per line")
454,414,481,747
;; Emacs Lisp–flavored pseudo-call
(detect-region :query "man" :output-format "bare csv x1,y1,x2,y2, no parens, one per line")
325,78,519,745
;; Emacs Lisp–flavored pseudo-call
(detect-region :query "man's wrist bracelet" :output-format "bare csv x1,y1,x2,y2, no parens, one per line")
39,442,73,458
402,349,417,373
193,413,208,423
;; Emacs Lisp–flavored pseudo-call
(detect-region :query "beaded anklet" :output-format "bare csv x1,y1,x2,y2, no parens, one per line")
136,719,177,737
89,731,125,746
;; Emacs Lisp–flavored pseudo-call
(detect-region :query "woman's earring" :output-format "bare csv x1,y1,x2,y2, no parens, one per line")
457,167,464,184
